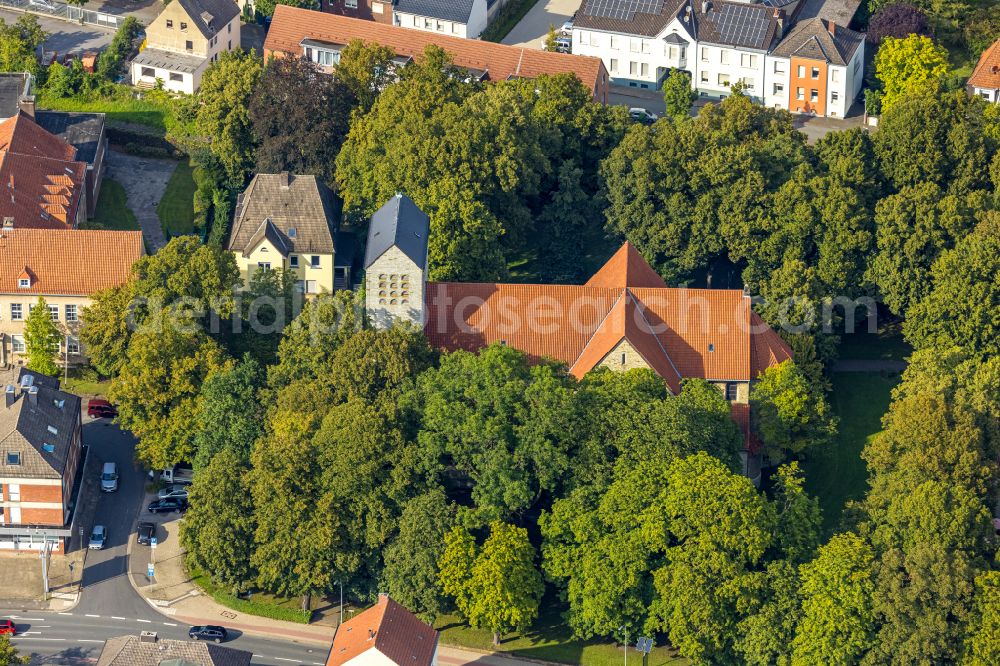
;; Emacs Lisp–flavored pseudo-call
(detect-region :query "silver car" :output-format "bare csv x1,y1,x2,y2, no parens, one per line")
157,484,190,501
88,525,107,550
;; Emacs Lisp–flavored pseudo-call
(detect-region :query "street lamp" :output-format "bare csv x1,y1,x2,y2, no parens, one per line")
619,626,627,666
335,581,343,627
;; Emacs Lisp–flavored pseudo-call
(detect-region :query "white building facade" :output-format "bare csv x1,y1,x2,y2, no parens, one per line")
392,0,488,39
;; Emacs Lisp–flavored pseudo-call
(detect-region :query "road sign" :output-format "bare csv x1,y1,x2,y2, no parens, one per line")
150,537,157,549
147,563,155,578
636,638,654,654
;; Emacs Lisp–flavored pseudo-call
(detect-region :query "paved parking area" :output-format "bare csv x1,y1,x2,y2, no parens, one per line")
0,8,114,54
105,149,176,252
501,0,581,49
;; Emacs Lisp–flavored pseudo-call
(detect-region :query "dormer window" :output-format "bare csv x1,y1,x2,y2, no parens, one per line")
6,452,20,465
47,425,58,435
18,277,29,288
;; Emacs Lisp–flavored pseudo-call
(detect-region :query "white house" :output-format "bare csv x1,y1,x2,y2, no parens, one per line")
968,38,1000,103
130,0,241,94
392,0,488,39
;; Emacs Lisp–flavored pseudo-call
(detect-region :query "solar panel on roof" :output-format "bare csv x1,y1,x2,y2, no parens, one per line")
707,4,769,47
583,0,663,21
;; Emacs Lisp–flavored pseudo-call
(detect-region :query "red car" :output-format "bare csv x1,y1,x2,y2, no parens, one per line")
0,619,15,635
87,399,117,419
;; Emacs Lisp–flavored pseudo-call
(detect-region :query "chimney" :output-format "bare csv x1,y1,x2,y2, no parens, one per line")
2,217,12,229
27,385,38,405
139,631,158,643
701,0,711,12
4,384,15,409
773,8,785,36
279,171,290,189
828,21,836,36
992,65,999,74
367,629,376,641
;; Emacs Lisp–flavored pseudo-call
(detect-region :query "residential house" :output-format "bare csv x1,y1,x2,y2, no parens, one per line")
0,368,82,553
326,594,438,666
364,195,793,482
0,229,145,366
968,38,1000,103
130,0,241,94
393,0,488,39
0,73,107,217
0,112,88,229
321,0,395,26
227,172,344,295
766,18,864,117
264,6,610,102
98,633,253,665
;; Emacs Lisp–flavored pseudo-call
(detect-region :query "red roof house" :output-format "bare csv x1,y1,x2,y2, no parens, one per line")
326,595,438,666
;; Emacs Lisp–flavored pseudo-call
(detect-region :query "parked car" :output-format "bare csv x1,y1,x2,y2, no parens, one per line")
158,464,194,485
136,521,155,545
87,399,117,419
157,484,190,501
147,497,187,514
88,525,107,550
0,619,14,636
28,0,55,10
100,462,119,493
629,107,659,123
554,37,571,53
188,625,228,643
559,20,573,35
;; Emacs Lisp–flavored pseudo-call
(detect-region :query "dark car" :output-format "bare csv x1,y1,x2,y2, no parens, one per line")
87,399,118,419
147,498,187,514
0,619,15,636
136,521,156,545
189,625,227,643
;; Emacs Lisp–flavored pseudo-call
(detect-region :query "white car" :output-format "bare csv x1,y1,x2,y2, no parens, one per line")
28,0,55,9
88,525,107,550
559,21,574,35
629,107,659,123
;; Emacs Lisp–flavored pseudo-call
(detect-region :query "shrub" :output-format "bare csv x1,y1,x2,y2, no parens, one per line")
964,9,1000,59
868,4,930,45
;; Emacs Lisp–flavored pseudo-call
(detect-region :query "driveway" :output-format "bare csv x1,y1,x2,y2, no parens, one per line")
0,8,114,54
105,149,175,252
501,0,581,49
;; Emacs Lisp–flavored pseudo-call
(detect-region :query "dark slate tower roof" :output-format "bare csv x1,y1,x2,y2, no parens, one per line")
363,193,430,270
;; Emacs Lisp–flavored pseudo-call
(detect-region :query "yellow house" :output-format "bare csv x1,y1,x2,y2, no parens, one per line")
227,173,344,295
130,0,241,94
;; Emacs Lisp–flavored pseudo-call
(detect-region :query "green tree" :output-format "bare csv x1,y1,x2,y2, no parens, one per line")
95,16,141,81
0,16,48,77
737,560,801,666
192,355,265,470
648,453,776,665
0,634,29,666
252,0,317,17
773,462,822,564
964,571,1000,665
543,24,558,51
874,35,948,113
439,522,543,645
333,40,397,114
382,488,455,623
662,70,696,120
80,283,137,377
233,267,298,366
24,296,61,377
791,533,876,665
249,55,354,184
180,449,256,593
196,50,262,186
904,214,1000,360
750,361,837,462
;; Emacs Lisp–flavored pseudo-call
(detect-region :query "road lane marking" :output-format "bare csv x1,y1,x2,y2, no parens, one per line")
275,659,299,663
11,617,44,621
78,639,104,643
136,619,151,623
16,632,41,635
58,612,73,616
111,616,127,620
13,637,65,641
85,614,100,618
162,622,177,626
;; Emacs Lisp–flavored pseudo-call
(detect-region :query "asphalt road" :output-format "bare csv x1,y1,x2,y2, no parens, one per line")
2,421,332,665
0,8,114,54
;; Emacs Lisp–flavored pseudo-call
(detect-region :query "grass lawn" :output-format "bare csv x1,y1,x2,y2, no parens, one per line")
481,0,542,42
157,159,197,237
81,179,140,231
435,605,686,666
62,373,112,398
189,568,313,624
837,319,911,361
38,92,174,134
801,372,899,535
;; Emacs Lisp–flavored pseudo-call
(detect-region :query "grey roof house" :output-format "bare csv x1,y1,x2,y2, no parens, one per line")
392,0,488,39
228,172,348,294
98,633,253,666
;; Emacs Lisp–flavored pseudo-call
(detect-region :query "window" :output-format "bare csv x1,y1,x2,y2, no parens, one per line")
141,67,155,77
796,87,804,100
11,335,24,353
700,71,709,84
48,305,58,321
373,1,383,11
717,73,730,86
310,255,321,268
305,280,318,294
258,262,271,270
424,18,433,28
641,40,650,54
65,304,77,322
610,35,619,49
436,20,445,31
166,19,173,28
810,89,819,102
640,63,649,77
66,336,79,355
630,39,640,53
811,67,820,79
228,40,231,49
831,68,840,83
180,21,188,31
610,58,618,73
5,452,20,466
185,40,193,51
8,483,18,500
700,47,709,62
452,23,459,33
720,49,730,65
629,61,637,76
740,77,754,90
773,82,784,94
169,72,183,82
315,49,338,66
345,0,357,7
668,46,678,59
620,352,626,365
10,304,22,321
290,255,299,268
774,60,785,74
725,383,738,401
740,53,751,67
797,65,805,77
18,277,29,288
831,91,839,102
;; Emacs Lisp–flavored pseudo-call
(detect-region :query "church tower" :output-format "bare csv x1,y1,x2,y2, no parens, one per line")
363,194,430,329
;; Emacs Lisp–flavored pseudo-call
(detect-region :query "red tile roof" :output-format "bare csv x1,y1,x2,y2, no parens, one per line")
585,241,668,289
424,243,793,384
264,5,608,99
969,39,1000,91
0,113,86,229
730,402,762,454
0,228,144,295
326,595,438,666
